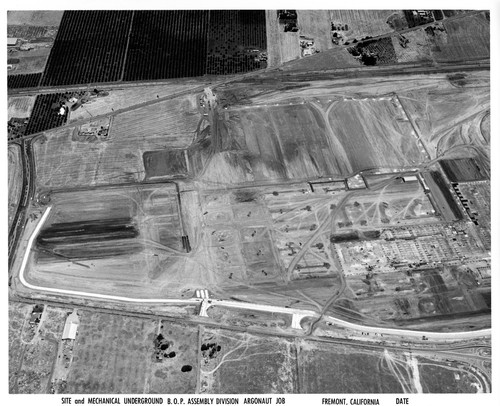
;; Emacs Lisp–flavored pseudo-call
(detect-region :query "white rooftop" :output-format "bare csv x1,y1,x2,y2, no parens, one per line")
62,310,80,340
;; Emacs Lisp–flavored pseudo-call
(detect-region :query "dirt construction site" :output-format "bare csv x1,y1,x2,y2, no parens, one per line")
9,70,487,332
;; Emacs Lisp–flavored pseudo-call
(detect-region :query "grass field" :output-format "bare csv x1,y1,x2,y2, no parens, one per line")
16,333,57,393
417,357,487,393
8,144,23,229
148,320,199,393
9,303,71,394
298,340,405,393
9,302,31,392
33,95,199,189
202,329,296,394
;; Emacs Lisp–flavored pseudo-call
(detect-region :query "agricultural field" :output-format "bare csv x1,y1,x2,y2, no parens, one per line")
7,73,43,89
7,10,64,26
297,10,335,52
390,12,490,65
32,94,199,189
8,96,36,120
8,144,23,229
429,12,490,62
7,48,52,76
201,328,297,394
25,184,199,299
329,9,401,39
41,11,133,86
206,10,267,75
7,24,58,39
124,11,209,81
63,311,156,393
265,10,301,67
24,92,81,135
9,304,203,394
60,312,200,394
34,10,267,86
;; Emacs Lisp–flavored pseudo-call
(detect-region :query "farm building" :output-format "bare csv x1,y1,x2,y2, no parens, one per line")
7,38,19,47
62,310,80,340
402,175,419,183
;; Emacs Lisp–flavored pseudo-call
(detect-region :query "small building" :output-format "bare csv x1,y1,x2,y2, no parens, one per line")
7,38,19,47
62,310,80,340
402,175,419,183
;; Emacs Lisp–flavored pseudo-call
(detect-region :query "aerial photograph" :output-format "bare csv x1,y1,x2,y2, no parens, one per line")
7,8,492,400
